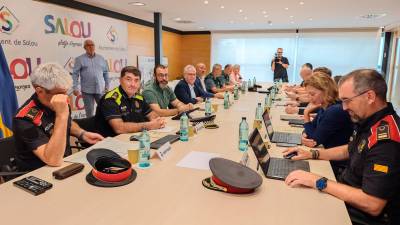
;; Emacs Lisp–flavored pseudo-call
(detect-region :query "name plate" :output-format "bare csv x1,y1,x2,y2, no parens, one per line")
155,142,172,161
194,122,204,133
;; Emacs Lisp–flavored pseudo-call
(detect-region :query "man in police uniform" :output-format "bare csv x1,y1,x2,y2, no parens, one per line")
204,64,232,94
13,63,104,171
95,66,166,137
282,69,400,225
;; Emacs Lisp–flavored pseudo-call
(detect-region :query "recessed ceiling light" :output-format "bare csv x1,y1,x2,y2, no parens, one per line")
204,0,209,4
299,1,305,5
360,13,387,19
308,18,313,21
220,5,225,9
284,7,289,10
173,17,181,21
262,11,267,14
128,2,146,6
290,15,294,18
264,15,269,18
239,9,243,13
244,16,248,20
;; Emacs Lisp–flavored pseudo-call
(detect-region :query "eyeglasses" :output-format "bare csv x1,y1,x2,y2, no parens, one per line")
340,89,371,105
277,52,283,54
157,73,168,78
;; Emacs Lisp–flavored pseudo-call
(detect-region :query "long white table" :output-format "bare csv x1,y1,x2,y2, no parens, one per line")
0,85,351,225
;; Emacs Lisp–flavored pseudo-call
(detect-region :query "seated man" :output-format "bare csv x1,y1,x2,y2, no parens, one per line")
13,63,103,171
174,65,215,104
219,64,233,87
205,64,232,94
143,65,193,117
283,69,400,225
195,63,223,99
95,66,166,137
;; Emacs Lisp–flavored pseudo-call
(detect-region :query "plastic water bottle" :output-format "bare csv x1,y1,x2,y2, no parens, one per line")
205,98,212,116
241,81,247,94
253,76,257,86
238,117,249,152
138,129,151,168
224,91,229,109
234,84,239,100
248,79,252,88
180,112,189,141
255,103,263,121
264,94,270,110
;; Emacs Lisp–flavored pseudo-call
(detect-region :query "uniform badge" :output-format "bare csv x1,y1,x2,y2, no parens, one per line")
358,139,366,153
135,100,140,109
26,108,38,120
373,164,389,174
120,106,127,113
112,92,119,99
377,122,390,141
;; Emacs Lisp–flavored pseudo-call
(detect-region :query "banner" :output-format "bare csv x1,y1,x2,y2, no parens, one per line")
0,0,128,119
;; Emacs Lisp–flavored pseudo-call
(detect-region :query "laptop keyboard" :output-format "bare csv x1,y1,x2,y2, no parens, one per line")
267,158,310,179
272,132,300,144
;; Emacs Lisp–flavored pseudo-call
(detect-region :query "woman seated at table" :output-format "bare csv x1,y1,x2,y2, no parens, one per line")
302,72,354,149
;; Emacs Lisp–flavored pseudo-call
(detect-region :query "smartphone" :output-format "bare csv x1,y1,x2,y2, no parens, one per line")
129,135,141,141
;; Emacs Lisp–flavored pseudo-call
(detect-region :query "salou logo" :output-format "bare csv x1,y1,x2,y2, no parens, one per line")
44,15,91,38
106,26,117,43
9,57,41,79
0,6,19,34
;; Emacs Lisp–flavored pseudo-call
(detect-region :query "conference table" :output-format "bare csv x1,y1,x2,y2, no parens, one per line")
0,84,351,225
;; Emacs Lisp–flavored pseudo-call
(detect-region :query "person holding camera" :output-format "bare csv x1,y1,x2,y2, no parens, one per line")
271,48,289,82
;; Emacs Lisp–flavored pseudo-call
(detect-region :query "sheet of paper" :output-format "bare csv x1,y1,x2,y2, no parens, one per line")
176,151,220,170
151,126,175,133
65,137,139,164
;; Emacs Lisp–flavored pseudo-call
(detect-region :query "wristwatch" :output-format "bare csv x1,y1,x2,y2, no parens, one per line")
316,177,328,191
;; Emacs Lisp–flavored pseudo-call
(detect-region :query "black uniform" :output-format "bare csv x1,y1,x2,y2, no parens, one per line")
271,56,289,82
339,103,400,225
95,86,152,137
12,94,72,171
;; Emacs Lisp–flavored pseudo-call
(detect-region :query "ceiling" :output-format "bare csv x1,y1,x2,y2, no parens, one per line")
76,0,400,31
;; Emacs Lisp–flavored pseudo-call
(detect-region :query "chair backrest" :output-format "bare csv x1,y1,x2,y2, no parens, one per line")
73,116,97,133
0,136,17,170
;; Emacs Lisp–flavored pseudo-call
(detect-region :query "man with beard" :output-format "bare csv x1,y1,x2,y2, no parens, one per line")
282,69,400,225
143,65,193,117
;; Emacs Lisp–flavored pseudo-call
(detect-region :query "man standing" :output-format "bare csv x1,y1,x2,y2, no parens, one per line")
95,66,166,137
283,69,400,225
271,48,289,82
13,63,103,171
73,39,109,117
143,65,193,117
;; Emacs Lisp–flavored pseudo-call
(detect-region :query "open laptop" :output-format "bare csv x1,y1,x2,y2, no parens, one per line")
262,109,302,145
249,128,310,180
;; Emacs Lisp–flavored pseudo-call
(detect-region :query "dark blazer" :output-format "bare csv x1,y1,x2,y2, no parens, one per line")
174,79,214,104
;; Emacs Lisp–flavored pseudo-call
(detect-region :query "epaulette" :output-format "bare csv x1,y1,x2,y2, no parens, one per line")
15,100,44,126
105,87,122,105
368,115,400,148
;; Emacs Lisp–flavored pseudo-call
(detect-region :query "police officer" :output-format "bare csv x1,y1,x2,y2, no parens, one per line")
95,66,166,137
13,63,104,171
282,69,400,225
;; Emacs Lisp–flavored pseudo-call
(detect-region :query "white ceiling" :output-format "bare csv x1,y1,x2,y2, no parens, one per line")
76,0,400,31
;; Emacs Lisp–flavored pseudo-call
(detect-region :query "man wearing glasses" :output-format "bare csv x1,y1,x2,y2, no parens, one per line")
271,48,289,82
13,63,104,171
143,65,193,117
283,69,400,225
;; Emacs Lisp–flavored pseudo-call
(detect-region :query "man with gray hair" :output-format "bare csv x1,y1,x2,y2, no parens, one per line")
205,64,232,93
174,65,215,104
13,63,104,171
283,69,400,225
72,39,109,117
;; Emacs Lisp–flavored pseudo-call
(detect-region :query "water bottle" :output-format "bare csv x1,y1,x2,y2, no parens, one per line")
264,94,270,111
253,76,257,86
238,117,249,152
180,112,189,141
255,103,263,121
248,79,252,88
205,98,212,116
241,81,247,94
233,84,239,100
224,91,229,109
138,129,151,168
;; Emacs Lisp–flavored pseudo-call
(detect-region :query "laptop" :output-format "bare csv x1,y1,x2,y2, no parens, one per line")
262,109,302,145
249,128,310,180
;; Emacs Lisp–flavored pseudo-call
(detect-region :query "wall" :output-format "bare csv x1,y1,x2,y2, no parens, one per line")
127,23,211,80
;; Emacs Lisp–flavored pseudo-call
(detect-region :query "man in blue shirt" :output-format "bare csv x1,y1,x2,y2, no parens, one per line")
72,39,110,117
175,65,216,104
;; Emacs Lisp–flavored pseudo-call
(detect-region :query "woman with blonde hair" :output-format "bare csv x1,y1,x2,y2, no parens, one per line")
302,72,353,149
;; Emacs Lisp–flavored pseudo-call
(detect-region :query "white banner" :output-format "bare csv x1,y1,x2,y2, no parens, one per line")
1,0,128,118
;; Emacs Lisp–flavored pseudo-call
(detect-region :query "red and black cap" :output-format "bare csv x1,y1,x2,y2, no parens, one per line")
202,158,262,194
86,148,137,187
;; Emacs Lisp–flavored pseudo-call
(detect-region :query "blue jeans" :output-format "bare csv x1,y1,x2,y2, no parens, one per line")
81,92,102,117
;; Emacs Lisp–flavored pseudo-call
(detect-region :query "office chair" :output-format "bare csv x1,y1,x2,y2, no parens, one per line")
72,116,98,150
0,136,27,183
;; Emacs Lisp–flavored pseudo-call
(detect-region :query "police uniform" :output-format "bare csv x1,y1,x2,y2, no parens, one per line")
204,73,224,93
12,94,72,171
338,103,400,225
95,86,152,137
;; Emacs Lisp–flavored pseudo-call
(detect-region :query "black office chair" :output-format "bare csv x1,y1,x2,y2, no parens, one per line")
0,136,27,183
72,116,98,150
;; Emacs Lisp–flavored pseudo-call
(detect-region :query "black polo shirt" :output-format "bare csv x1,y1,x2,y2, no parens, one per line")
339,103,400,225
12,94,72,171
271,56,289,80
95,86,152,137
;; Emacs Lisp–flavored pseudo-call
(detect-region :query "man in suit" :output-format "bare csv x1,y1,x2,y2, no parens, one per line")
175,65,215,104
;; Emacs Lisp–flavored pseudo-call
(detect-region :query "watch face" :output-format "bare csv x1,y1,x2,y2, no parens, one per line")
316,178,327,190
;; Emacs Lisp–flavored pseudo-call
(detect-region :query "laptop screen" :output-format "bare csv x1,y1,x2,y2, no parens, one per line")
262,109,274,140
249,129,270,174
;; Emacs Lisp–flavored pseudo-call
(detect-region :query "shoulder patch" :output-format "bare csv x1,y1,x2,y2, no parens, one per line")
368,115,400,148
105,87,122,105
134,94,143,101
15,100,44,126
